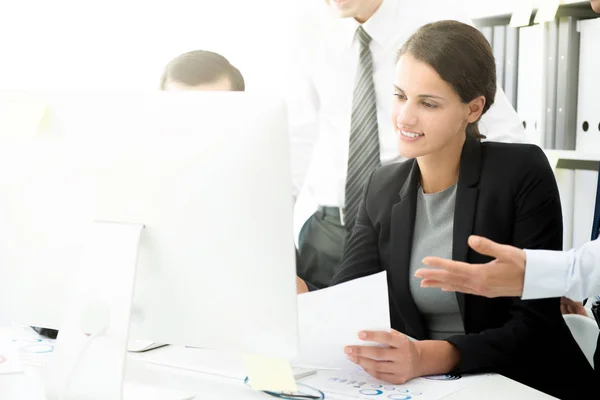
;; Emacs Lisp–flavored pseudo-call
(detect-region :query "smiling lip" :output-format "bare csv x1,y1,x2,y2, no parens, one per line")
399,129,424,142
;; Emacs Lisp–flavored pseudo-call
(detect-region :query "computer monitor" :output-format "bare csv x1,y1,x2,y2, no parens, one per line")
0,91,298,359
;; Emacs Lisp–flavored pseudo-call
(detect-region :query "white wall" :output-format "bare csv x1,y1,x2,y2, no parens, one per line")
0,0,292,93
2,0,596,250
0,0,543,91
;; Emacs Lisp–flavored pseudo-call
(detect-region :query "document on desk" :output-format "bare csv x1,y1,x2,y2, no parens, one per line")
0,327,56,368
300,369,490,400
293,271,391,370
0,340,24,375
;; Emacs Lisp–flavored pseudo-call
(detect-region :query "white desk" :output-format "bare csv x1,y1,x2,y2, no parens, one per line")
442,375,556,400
4,352,558,400
123,351,557,400
1,326,557,400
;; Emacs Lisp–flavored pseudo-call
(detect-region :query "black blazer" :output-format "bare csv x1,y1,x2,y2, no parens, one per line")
331,136,595,399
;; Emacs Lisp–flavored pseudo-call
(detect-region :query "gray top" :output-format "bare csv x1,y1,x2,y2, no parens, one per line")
409,183,465,340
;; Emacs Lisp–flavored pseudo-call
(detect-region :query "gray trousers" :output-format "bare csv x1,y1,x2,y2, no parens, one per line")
297,207,349,289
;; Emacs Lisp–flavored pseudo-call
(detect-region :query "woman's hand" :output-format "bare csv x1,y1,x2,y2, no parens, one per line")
344,330,421,384
345,330,460,384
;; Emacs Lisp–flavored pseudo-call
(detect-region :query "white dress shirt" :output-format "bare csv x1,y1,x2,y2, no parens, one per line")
288,0,527,242
523,239,600,301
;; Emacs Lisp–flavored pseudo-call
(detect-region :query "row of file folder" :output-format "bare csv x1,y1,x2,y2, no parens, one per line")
479,17,600,251
480,17,599,152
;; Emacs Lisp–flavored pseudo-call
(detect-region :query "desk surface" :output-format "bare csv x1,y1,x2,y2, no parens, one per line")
4,351,557,400
123,353,557,400
1,325,557,400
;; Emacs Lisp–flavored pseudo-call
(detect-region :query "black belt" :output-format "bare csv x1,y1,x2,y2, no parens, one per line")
592,299,600,329
317,206,345,225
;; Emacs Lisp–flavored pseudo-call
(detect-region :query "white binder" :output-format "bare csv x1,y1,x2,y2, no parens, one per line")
504,27,519,109
555,16,581,151
516,25,544,146
575,18,600,152
492,25,506,88
480,26,493,45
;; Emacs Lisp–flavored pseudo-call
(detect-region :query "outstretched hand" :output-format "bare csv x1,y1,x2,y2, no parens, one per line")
415,235,526,298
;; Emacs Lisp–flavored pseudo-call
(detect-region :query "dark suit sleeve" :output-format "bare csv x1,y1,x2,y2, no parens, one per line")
329,170,383,286
446,146,566,374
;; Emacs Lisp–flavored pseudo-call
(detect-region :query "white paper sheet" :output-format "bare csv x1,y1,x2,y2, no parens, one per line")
0,340,23,375
300,369,490,400
0,327,56,368
11,337,55,367
293,272,391,369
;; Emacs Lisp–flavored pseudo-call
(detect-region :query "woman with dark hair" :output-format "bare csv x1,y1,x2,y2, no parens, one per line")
297,20,595,399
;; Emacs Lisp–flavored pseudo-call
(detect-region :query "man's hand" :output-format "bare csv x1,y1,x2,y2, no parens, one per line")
560,297,587,316
296,276,309,294
414,235,526,298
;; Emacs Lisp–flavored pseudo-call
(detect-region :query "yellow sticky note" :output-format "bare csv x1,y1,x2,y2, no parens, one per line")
0,98,49,137
242,354,297,393
510,0,534,27
534,0,561,24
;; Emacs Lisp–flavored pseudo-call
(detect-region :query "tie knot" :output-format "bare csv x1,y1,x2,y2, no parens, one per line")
355,26,372,48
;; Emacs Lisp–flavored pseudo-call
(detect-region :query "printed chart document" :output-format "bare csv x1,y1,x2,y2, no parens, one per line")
0,327,56,368
0,340,23,375
300,369,490,400
293,272,391,369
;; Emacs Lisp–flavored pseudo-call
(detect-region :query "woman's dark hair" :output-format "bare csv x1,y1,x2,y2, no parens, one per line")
397,20,496,140
160,50,245,91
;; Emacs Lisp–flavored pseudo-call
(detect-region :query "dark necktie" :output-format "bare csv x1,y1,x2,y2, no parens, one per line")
344,26,380,232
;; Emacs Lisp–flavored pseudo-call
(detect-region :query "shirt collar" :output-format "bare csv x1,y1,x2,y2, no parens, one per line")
337,0,399,48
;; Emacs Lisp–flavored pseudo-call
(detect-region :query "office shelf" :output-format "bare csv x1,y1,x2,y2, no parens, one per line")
544,149,600,171
470,1,590,21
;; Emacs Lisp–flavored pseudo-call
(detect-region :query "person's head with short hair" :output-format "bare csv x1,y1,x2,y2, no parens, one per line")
160,50,245,92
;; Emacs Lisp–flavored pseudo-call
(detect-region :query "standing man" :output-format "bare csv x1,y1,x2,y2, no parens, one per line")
290,0,526,288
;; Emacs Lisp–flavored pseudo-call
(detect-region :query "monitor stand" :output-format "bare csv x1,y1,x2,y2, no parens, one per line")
44,221,143,400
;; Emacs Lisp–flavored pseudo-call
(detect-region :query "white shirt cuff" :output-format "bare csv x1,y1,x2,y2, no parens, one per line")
522,249,572,300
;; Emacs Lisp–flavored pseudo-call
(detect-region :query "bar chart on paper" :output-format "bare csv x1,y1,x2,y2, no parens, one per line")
300,369,488,400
